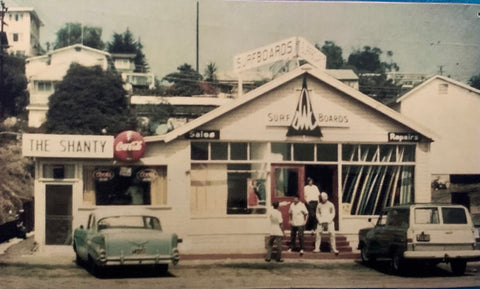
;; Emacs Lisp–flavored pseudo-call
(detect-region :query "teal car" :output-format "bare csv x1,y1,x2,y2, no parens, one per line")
73,213,180,276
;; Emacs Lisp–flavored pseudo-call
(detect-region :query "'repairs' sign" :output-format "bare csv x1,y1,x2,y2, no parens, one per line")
388,132,421,142
22,134,113,158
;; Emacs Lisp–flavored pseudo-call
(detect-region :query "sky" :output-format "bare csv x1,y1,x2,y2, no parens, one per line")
5,0,480,83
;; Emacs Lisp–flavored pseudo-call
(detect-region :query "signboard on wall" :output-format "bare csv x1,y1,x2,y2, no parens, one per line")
388,132,421,142
233,37,327,72
22,133,113,158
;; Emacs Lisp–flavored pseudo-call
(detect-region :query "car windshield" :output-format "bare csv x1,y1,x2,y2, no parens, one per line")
97,216,162,230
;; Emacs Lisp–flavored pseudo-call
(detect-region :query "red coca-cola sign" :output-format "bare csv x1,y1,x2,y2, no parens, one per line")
113,131,146,162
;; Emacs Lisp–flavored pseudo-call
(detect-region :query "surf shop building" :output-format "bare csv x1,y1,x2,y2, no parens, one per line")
23,63,435,254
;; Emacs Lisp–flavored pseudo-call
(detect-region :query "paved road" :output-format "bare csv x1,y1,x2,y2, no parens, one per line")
1,237,479,289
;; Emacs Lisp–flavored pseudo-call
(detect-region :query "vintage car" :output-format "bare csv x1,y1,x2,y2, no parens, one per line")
73,213,180,276
358,203,480,275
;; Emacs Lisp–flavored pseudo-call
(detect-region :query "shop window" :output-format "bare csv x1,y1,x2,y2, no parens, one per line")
231,142,247,160
226,164,266,214
274,167,299,197
342,144,358,161
294,143,314,161
191,142,208,160
211,142,228,160
317,144,337,161
83,166,167,206
271,143,291,161
43,164,75,179
342,165,414,215
250,142,266,160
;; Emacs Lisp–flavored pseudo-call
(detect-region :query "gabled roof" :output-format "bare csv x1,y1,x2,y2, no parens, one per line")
145,64,437,144
396,75,480,103
26,44,110,63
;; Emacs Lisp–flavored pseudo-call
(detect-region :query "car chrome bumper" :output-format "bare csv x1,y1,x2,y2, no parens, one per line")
403,250,480,261
103,249,180,266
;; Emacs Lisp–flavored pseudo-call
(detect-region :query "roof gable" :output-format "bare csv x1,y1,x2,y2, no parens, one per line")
145,65,436,143
396,75,480,103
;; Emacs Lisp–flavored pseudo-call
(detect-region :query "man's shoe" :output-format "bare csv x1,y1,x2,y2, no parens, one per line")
287,248,292,253
276,259,284,262
333,249,339,255
300,249,304,255
265,258,271,262
313,249,320,253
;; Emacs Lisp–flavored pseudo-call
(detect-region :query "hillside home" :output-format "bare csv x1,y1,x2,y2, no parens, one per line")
25,44,111,127
5,7,43,57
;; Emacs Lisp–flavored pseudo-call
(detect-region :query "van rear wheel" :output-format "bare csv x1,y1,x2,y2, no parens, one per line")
451,260,467,275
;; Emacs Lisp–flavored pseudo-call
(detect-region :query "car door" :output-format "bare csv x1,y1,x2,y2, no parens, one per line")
366,210,389,256
75,214,94,260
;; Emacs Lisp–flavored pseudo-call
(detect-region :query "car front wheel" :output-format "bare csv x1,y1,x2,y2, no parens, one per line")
391,251,406,274
360,246,375,265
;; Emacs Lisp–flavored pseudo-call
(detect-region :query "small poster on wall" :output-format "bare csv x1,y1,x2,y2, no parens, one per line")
247,178,266,208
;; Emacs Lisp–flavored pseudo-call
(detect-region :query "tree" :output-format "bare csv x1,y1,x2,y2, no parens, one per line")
347,46,401,102
163,63,204,96
201,62,218,95
0,55,28,118
316,41,345,69
45,63,135,135
54,23,105,50
469,74,480,90
107,28,149,73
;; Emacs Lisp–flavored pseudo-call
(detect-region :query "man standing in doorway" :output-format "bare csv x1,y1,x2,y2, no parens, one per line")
288,196,308,255
304,177,320,231
265,201,285,262
314,192,339,255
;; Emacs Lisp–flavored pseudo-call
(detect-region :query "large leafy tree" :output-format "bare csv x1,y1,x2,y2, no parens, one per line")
107,28,149,72
347,46,400,101
54,23,105,50
317,41,345,69
0,55,28,118
163,63,204,96
45,63,135,135
469,73,480,90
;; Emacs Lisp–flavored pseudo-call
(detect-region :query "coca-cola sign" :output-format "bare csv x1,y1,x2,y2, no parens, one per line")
113,131,146,162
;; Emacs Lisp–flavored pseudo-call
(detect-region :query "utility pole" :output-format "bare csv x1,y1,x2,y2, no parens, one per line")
0,0,8,119
196,0,199,73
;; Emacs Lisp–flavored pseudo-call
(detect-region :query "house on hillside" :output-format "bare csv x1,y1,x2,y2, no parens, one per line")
5,7,43,57
110,53,155,92
25,44,111,128
392,75,480,221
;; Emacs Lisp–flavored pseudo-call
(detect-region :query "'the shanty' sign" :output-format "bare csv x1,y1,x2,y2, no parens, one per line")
233,37,326,72
22,133,114,158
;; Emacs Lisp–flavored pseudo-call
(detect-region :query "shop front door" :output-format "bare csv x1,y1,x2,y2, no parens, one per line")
45,185,73,245
271,165,305,230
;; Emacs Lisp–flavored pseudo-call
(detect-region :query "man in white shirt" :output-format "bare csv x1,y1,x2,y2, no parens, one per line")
265,201,285,262
288,196,308,255
304,177,320,231
314,192,339,255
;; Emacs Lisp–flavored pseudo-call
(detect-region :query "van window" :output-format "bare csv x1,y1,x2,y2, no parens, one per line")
415,208,440,224
442,207,467,224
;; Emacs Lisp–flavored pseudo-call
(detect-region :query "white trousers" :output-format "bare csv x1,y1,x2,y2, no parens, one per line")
314,222,336,252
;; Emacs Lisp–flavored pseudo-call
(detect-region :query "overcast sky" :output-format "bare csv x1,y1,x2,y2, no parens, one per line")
6,0,480,82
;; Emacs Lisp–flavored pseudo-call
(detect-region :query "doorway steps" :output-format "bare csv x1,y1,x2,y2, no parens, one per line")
266,233,358,259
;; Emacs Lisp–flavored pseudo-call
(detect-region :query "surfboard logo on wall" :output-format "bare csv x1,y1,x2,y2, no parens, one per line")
287,77,323,137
